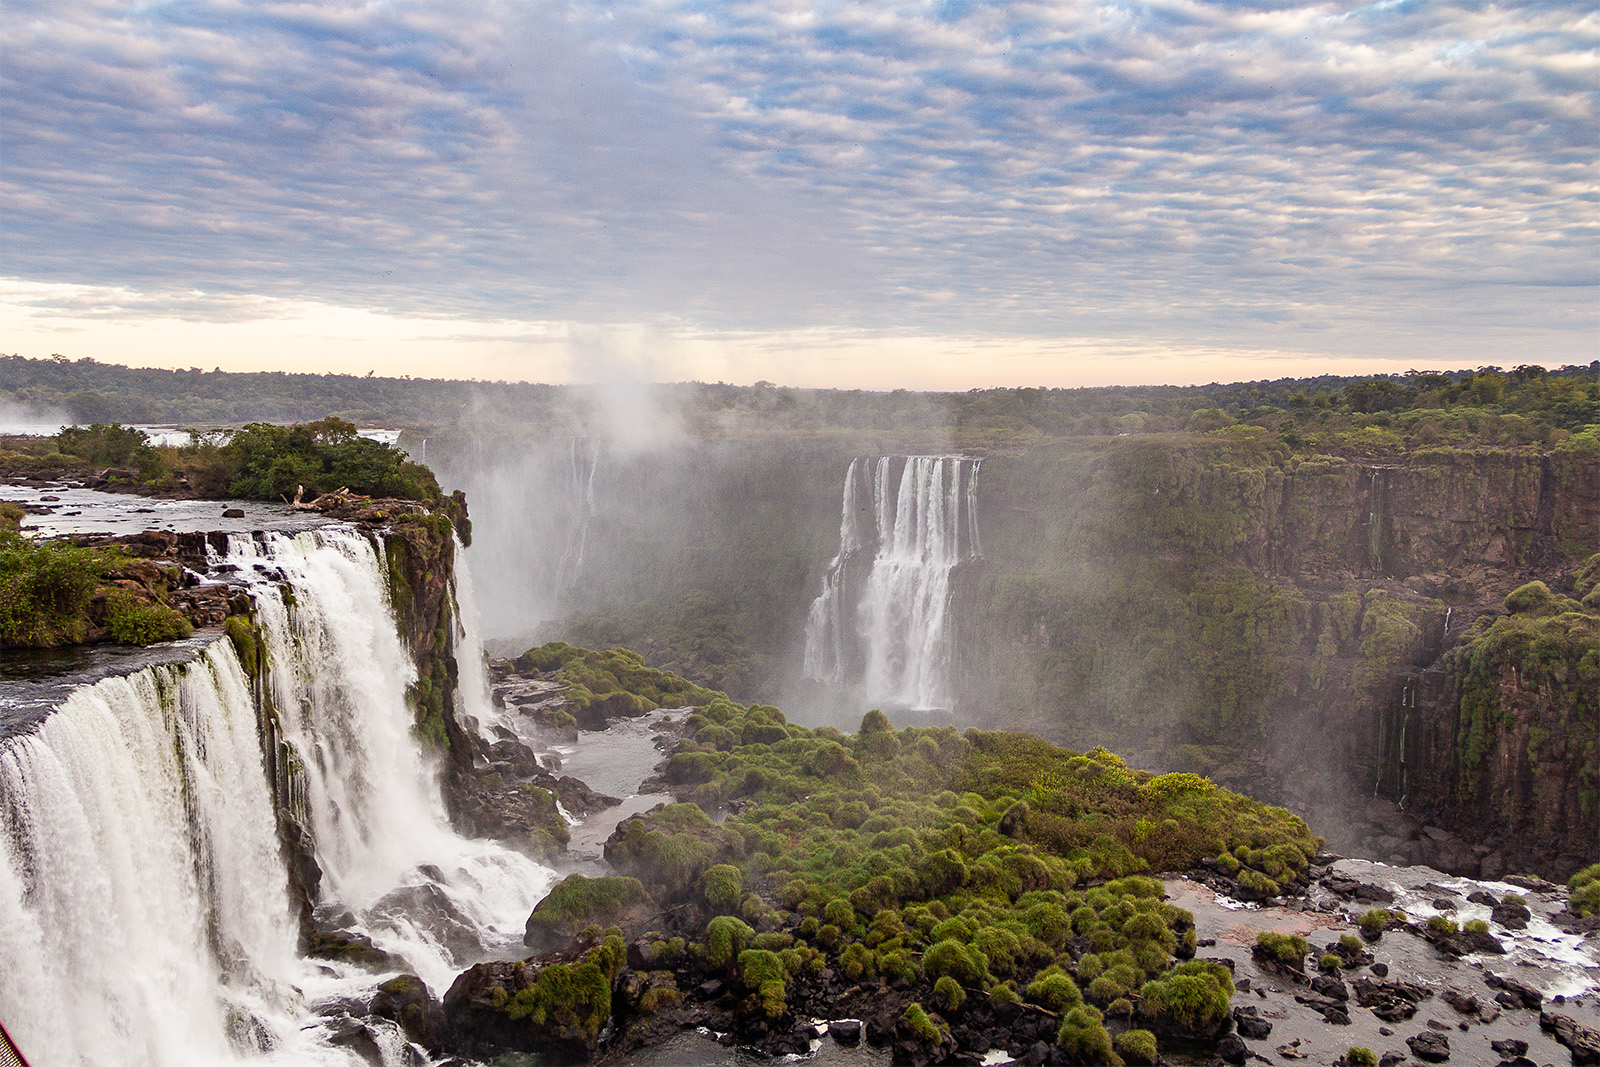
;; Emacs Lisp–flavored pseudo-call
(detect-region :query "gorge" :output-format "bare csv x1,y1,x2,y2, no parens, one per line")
0,368,1596,1067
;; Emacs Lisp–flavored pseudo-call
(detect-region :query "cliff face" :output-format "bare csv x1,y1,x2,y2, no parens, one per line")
958,436,1600,877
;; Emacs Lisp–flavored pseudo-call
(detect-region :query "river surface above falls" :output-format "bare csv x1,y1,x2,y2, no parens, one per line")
3,480,333,538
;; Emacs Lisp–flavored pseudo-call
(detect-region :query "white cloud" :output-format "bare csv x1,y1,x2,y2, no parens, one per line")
0,0,1592,380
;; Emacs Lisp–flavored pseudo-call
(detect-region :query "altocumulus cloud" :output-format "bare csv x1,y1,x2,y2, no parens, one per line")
1,0,1595,366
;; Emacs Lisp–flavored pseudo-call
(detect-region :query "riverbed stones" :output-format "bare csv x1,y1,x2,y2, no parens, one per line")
1233,1005,1273,1040
1407,1029,1451,1062
1541,1012,1600,1065
1352,976,1432,1022
1486,974,1544,1011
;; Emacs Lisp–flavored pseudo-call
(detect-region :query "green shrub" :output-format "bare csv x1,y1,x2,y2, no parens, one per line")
703,864,742,914
1138,960,1233,1035
1344,1047,1378,1067
1026,968,1082,1012
704,915,755,969
1464,919,1489,935
103,592,192,646
1057,1005,1121,1065
1426,915,1459,935
1115,1029,1158,1066
1318,953,1342,974
1570,864,1600,917
737,949,787,1019
1357,909,1391,940
900,1003,946,1048
923,938,988,985
1254,931,1308,966
932,975,966,1014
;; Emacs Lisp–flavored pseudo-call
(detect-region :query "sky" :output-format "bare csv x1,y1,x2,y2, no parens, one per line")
1,0,1595,389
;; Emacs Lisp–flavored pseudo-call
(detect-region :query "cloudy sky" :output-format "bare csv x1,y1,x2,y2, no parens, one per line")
1,0,1594,388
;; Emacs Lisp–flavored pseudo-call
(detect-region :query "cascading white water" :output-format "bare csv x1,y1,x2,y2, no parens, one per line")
220,528,555,993
0,642,335,1066
0,524,557,1066
803,455,981,710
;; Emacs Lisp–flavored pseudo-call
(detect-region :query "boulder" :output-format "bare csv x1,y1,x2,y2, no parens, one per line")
1484,974,1543,1011
1541,1012,1600,1065
1407,1030,1450,1062
523,874,656,952
1233,1006,1273,1041
370,883,483,963
1217,1033,1249,1064
371,973,445,1052
1351,977,1432,1023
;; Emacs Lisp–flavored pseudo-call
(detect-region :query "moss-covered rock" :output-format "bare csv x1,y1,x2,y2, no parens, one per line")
524,875,655,952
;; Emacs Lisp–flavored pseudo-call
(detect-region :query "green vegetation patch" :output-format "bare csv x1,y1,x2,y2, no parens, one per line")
596,672,1324,1063
518,641,720,713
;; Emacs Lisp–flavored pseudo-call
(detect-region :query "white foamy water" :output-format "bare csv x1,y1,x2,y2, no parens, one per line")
0,524,557,1065
804,455,981,710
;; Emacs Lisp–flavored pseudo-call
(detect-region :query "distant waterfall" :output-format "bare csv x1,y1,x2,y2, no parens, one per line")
804,456,981,710
0,526,555,1065
428,436,601,641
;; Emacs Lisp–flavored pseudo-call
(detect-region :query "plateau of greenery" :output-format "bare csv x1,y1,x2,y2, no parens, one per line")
522,648,1322,1062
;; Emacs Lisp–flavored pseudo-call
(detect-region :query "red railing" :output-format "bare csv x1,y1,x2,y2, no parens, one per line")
0,1017,28,1067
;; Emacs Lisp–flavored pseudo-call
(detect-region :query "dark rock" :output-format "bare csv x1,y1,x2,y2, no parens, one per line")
1504,874,1557,893
1234,1006,1273,1041
1378,1053,1404,1067
325,1015,387,1066
304,927,402,971
1491,901,1532,930
1541,1012,1600,1065
1441,989,1481,1017
1407,1030,1450,1062
1021,1041,1051,1066
222,508,246,518
370,973,444,1052
1427,1019,1450,1031
831,1019,863,1045
1468,891,1500,906
697,979,725,999
867,1012,896,1046
1485,974,1543,1011
1351,977,1432,1022
1370,963,1389,977
370,883,482,963
441,955,610,1063
1218,1033,1249,1064
1322,874,1396,904
1312,974,1350,1002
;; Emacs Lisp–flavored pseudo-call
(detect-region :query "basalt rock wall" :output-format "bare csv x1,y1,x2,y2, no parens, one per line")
956,436,1600,877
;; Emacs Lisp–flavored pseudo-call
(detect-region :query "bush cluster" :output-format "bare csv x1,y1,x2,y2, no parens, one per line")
585,681,1324,1063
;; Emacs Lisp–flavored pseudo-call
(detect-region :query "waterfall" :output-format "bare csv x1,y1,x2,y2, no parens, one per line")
803,456,981,710
0,525,556,1065
0,642,318,1066
428,437,600,641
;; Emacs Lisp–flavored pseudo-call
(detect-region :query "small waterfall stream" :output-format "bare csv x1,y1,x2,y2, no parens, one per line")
0,525,556,1065
804,455,981,710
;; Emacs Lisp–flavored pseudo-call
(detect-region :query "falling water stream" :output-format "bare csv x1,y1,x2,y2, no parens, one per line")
0,526,556,1066
803,456,981,710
